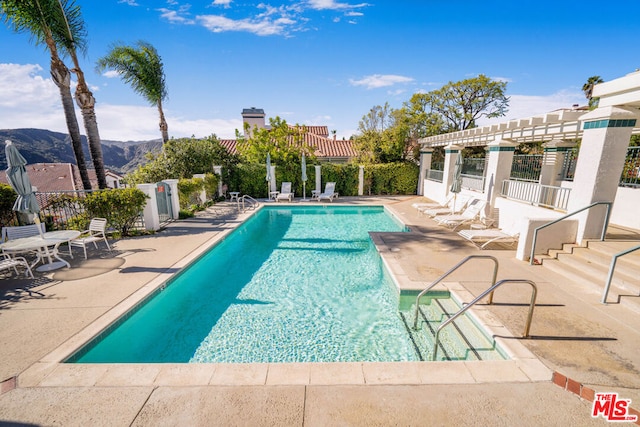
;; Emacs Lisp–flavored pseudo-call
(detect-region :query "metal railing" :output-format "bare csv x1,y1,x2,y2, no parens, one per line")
501,180,571,211
427,169,444,182
620,146,640,187
601,244,640,304
432,279,538,360
510,154,542,182
412,255,499,330
529,201,613,265
237,195,259,212
461,174,485,192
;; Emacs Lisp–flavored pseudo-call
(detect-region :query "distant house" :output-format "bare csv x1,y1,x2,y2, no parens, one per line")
0,163,123,192
219,108,356,163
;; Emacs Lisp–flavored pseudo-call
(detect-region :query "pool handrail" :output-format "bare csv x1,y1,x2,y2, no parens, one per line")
431,278,538,361
412,255,499,330
529,201,612,265
602,243,640,304
237,195,259,212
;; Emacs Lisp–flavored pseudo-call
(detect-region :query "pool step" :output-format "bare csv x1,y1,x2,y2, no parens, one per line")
400,297,503,362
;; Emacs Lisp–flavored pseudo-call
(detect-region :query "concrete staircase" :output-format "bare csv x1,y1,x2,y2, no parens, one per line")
539,239,640,312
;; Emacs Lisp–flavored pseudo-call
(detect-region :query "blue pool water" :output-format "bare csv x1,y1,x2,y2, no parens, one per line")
71,205,421,363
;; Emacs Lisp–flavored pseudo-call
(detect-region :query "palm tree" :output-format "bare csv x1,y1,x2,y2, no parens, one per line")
51,0,107,189
582,75,604,109
1,0,92,189
96,41,169,143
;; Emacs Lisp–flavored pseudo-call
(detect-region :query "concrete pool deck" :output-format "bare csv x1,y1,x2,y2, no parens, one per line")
1,196,639,425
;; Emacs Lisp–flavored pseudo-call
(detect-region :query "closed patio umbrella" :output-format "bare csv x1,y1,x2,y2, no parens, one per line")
450,153,463,214
265,152,272,200
4,140,42,235
301,153,308,201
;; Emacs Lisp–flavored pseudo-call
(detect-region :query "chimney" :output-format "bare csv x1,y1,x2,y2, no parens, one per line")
241,107,266,138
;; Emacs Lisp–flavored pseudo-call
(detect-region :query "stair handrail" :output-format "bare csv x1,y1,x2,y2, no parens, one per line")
529,201,613,265
237,195,259,212
601,244,640,304
432,279,538,361
412,255,498,330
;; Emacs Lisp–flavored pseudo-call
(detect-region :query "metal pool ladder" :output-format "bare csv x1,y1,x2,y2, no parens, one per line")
431,279,537,361
237,195,259,212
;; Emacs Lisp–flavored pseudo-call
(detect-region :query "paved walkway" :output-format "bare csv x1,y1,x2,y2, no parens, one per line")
0,197,638,426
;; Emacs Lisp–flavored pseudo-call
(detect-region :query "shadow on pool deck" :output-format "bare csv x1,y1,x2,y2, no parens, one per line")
0,196,639,425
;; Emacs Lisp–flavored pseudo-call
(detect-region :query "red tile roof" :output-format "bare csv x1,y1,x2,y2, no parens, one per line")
217,134,355,161
0,163,122,193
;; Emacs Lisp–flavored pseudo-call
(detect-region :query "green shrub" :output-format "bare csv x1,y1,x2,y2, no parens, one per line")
81,188,149,236
0,183,17,228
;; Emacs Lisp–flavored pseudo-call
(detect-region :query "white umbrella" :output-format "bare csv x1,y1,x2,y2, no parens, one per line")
265,153,272,200
5,140,43,235
301,154,308,201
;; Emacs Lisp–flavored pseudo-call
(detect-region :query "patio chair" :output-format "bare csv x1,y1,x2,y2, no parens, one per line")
419,195,470,217
412,195,453,211
317,182,338,202
2,223,45,241
0,252,33,278
457,228,520,249
69,218,111,259
276,182,294,202
433,199,487,230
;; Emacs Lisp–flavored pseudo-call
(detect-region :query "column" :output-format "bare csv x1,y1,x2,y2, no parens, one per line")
212,165,223,197
358,165,364,196
484,138,517,213
136,183,160,231
315,165,322,192
568,106,638,243
418,149,433,196
443,144,462,195
540,139,577,186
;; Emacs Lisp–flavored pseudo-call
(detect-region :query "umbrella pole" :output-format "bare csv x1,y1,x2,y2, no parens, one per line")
301,182,308,201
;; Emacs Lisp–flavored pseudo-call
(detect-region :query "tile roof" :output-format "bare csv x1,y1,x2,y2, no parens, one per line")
217,134,355,160
0,163,122,193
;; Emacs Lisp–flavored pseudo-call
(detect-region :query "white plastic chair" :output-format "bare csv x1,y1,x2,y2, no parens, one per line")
69,218,111,259
0,253,33,278
317,182,338,202
276,182,294,202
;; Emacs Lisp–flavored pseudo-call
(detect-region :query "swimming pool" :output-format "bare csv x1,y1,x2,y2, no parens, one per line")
68,205,505,364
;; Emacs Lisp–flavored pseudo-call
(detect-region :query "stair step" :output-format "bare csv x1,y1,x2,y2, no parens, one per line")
554,251,640,291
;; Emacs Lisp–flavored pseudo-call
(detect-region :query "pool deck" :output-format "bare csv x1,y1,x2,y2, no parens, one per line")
1,196,639,426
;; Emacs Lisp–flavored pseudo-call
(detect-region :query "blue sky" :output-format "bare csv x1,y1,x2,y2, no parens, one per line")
1,0,639,142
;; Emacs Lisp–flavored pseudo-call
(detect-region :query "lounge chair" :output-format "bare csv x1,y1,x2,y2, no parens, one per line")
317,182,338,202
69,218,111,259
412,195,453,210
433,199,487,230
276,182,294,202
458,228,520,249
420,195,470,217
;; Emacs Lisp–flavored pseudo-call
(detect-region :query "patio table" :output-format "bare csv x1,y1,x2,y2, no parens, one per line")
0,230,81,272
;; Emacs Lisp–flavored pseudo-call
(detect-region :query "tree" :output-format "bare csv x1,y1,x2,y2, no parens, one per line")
52,0,107,188
583,75,604,109
423,74,509,131
96,41,169,143
1,0,92,189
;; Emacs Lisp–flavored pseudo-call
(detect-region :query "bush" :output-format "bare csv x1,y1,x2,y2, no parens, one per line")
0,183,17,228
81,188,149,236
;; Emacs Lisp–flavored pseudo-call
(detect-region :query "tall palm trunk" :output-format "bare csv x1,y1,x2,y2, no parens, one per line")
70,60,107,189
44,26,92,190
158,98,168,143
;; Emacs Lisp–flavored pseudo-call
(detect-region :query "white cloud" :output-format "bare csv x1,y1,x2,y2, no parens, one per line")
118,0,139,6
349,74,414,89
477,90,585,126
212,0,232,7
158,8,195,24
197,14,294,36
102,70,121,78
0,62,243,142
307,0,369,11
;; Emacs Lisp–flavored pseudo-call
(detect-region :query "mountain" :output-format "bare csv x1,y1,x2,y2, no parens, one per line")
0,128,162,174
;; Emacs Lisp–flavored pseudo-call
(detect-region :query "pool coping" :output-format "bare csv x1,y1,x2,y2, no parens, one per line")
18,203,552,389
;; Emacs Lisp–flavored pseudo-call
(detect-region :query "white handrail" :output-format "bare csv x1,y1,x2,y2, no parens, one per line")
601,244,640,304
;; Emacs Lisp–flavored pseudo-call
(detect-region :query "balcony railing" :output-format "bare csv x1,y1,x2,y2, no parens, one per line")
501,180,571,211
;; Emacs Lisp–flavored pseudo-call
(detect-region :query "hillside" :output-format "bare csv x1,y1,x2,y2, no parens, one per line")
0,128,162,173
